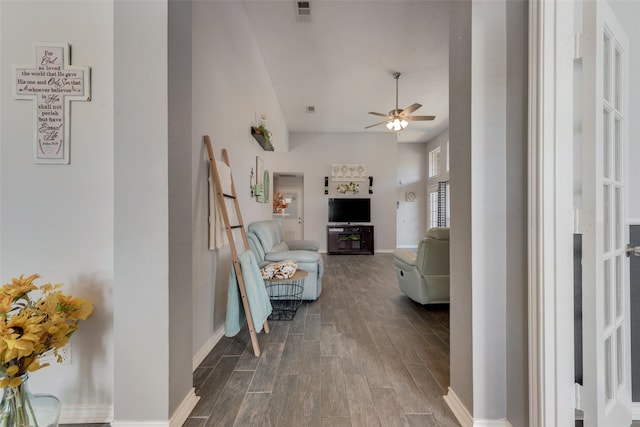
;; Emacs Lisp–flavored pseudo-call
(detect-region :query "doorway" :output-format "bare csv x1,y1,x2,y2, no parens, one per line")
273,173,304,241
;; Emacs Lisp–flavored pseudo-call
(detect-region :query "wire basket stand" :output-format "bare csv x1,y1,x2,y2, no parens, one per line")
263,270,307,320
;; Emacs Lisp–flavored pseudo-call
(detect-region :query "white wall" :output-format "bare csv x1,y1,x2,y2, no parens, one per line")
3,1,196,423
449,1,528,425
191,0,289,359
113,0,178,422
396,143,427,248
168,0,195,415
449,0,474,415
470,1,508,420
276,132,398,252
505,1,529,425
0,0,114,419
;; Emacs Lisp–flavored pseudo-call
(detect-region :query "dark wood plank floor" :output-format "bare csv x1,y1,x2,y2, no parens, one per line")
186,253,459,427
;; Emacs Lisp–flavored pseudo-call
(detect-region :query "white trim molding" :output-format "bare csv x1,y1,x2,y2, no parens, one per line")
528,0,577,426
473,421,513,427
110,388,199,427
444,387,472,427
632,402,640,420
193,326,225,371
111,422,170,427
170,388,200,427
59,404,113,424
443,388,513,427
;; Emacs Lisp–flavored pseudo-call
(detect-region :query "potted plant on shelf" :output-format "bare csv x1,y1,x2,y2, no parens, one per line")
338,234,361,249
251,122,274,151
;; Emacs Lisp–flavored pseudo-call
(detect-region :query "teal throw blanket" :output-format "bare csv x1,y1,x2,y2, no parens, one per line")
225,250,272,337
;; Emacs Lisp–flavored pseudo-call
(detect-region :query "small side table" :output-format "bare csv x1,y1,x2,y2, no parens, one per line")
263,270,308,320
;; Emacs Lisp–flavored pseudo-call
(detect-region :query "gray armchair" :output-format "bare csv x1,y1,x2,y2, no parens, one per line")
246,220,323,300
392,227,450,304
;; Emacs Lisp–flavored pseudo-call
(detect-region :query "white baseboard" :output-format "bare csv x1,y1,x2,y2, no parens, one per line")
473,420,513,427
109,389,199,427
62,388,199,426
111,421,169,427
170,388,200,427
59,404,113,424
193,325,225,371
444,387,473,427
443,387,512,427
321,249,396,254
632,401,640,420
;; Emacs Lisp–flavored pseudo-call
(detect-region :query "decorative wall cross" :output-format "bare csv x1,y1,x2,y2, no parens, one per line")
13,43,90,164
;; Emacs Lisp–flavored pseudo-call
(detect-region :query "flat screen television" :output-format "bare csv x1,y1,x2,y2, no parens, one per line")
328,198,371,223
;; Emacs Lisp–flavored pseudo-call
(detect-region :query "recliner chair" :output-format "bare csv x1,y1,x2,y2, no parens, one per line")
246,220,323,301
393,227,450,304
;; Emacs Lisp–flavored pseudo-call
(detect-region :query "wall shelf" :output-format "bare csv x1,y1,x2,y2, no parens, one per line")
251,127,274,151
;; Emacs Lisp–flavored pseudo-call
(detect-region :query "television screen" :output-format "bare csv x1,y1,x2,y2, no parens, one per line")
328,198,371,223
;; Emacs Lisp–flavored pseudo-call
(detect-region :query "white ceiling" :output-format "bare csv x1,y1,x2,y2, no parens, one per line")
242,0,450,143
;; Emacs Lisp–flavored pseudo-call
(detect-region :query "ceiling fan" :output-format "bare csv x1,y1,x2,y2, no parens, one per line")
364,72,435,131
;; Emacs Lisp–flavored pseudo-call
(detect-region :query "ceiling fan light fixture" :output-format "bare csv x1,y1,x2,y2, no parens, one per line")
364,72,435,131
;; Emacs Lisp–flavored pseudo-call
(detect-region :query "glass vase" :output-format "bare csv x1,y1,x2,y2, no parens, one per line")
0,374,61,427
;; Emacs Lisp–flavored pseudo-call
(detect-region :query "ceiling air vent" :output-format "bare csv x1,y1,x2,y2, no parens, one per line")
306,106,316,113
296,1,311,21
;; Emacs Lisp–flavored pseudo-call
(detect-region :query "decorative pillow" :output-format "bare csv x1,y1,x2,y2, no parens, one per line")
260,260,298,280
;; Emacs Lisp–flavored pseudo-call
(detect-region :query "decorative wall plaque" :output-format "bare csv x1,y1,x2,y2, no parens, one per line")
13,43,91,164
331,163,367,182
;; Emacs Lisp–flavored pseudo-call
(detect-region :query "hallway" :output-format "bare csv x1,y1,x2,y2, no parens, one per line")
185,253,458,426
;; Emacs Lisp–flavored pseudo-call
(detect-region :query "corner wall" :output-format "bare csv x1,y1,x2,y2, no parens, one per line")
449,0,474,415
448,1,529,425
190,0,289,358
505,1,529,425
114,0,173,421
1,0,114,419
168,0,195,415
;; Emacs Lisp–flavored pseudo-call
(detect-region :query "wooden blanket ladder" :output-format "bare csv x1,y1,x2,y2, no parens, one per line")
204,135,268,357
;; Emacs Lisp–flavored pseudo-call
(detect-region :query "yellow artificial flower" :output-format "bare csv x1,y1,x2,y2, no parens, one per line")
0,274,93,387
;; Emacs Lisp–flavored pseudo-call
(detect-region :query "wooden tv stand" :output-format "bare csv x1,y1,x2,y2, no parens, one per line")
327,225,374,255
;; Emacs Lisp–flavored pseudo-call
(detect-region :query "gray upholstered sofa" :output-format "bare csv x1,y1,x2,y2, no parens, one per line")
247,220,323,300
392,227,450,304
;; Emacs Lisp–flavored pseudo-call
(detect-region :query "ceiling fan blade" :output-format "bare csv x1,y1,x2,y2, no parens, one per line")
399,103,422,116
368,111,390,118
364,120,389,129
405,115,436,121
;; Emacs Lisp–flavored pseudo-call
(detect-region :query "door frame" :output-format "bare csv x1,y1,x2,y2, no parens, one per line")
528,0,577,425
277,186,304,240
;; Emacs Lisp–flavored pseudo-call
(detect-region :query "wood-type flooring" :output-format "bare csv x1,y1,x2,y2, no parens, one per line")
185,253,459,427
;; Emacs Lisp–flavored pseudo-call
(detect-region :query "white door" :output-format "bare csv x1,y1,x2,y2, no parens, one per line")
581,1,631,425
278,188,303,240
